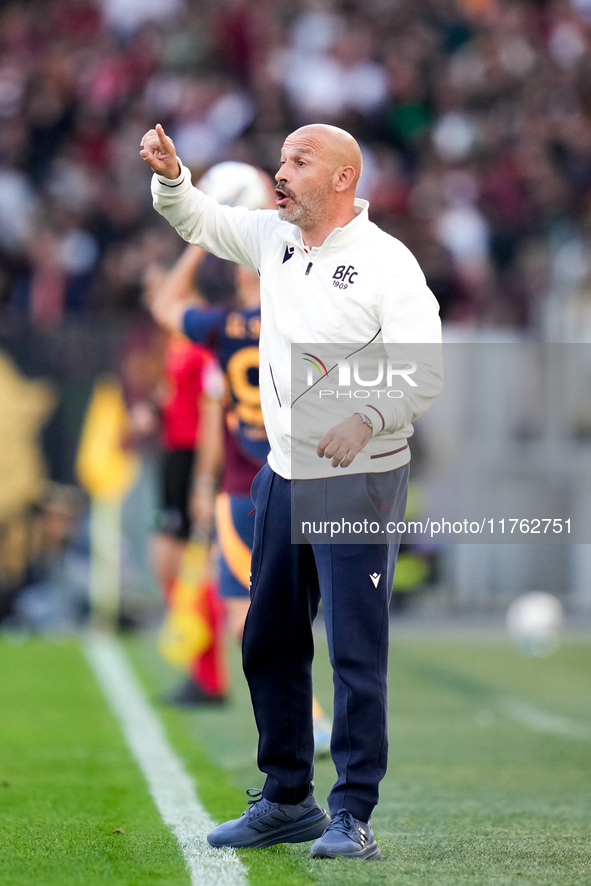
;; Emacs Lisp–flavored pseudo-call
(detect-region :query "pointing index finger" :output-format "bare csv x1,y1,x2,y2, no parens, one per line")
155,123,168,147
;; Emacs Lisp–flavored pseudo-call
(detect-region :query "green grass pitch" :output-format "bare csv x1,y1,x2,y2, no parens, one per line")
1,627,591,885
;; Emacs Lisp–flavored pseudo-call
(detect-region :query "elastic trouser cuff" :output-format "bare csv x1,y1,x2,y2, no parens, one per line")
329,795,375,822
263,776,313,806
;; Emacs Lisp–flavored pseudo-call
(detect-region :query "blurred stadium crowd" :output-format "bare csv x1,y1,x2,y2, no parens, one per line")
2,0,591,630
1,0,591,329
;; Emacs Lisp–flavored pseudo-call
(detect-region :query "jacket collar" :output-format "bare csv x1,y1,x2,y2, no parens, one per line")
280,198,370,252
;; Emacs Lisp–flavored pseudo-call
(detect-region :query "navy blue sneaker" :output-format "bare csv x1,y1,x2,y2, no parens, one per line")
310,809,381,859
207,788,331,849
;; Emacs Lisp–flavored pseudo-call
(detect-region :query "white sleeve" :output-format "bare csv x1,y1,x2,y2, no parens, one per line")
368,246,443,435
152,163,270,272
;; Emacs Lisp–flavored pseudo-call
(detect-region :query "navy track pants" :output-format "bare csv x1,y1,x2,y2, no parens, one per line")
242,462,409,822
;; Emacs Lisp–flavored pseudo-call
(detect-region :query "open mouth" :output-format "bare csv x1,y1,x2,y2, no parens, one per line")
275,187,290,207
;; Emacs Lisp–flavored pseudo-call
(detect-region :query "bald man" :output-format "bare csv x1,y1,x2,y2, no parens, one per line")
141,123,442,859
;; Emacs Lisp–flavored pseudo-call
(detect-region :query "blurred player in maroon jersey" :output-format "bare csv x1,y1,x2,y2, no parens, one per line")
148,237,332,752
128,314,227,703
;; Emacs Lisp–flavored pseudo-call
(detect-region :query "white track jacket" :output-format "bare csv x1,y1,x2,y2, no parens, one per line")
152,164,443,480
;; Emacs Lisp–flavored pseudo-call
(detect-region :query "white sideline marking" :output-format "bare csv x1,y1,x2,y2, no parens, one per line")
84,632,248,886
500,696,591,740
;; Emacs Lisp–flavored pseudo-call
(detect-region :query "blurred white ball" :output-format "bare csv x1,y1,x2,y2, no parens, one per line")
198,161,272,210
506,592,564,657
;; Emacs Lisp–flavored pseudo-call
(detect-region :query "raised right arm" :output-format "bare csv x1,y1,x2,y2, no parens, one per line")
140,124,266,271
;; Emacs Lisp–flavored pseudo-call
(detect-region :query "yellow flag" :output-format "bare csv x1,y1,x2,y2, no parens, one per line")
76,376,139,501
158,537,213,668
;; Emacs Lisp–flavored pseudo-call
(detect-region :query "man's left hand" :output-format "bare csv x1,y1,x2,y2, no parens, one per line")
317,414,372,468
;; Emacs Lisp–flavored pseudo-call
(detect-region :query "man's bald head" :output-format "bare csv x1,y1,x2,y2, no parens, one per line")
282,124,363,190
275,123,363,244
